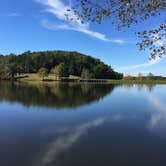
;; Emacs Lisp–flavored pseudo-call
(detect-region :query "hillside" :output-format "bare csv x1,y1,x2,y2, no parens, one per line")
0,51,123,79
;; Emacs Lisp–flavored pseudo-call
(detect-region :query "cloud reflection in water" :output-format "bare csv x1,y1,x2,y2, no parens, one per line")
35,118,106,166
147,95,166,137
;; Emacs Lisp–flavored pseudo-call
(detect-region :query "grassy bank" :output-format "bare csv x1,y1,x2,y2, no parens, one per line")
18,73,80,82
15,73,166,84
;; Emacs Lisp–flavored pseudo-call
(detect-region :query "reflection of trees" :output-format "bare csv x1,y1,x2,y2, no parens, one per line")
137,84,155,92
0,82,117,108
146,84,155,92
137,84,144,91
122,84,156,92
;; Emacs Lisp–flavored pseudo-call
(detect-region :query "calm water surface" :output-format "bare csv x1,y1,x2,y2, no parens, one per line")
0,82,166,166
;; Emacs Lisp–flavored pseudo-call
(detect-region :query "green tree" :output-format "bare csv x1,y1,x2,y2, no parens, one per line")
137,73,143,81
81,68,93,79
93,64,104,78
38,68,48,81
0,51,122,80
51,65,61,80
17,65,24,76
58,63,69,78
0,66,8,79
7,64,18,80
123,75,133,80
147,72,154,80
51,63,69,79
70,0,166,59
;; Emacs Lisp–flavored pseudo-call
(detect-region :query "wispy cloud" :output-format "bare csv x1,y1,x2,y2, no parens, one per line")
41,19,126,43
36,0,128,44
119,56,162,71
0,12,20,17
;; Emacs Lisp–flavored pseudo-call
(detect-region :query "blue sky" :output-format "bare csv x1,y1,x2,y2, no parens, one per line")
0,0,165,76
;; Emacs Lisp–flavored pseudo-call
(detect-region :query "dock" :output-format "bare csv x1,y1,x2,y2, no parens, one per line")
79,79,107,83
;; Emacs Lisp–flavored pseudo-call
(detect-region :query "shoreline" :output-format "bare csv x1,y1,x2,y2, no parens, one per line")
1,79,166,85
1,74,166,84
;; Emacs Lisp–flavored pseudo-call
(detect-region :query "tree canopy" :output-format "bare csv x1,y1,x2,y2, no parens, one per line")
81,68,94,79
0,51,123,80
38,67,48,81
69,0,166,59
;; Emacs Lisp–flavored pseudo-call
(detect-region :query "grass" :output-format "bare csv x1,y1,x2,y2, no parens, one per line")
18,73,55,81
17,73,166,84
107,79,166,84
18,73,80,82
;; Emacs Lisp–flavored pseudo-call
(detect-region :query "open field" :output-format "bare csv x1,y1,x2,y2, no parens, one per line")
18,73,80,82
18,73,57,81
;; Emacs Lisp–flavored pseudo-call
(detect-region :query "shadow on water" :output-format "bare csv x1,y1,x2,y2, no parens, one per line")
0,81,118,108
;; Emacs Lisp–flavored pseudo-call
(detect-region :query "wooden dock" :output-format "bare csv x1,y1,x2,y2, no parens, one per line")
79,79,107,83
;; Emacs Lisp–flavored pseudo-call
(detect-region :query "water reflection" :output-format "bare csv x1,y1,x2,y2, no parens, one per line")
0,82,157,109
147,94,166,137
0,82,116,108
35,118,106,166
0,83,166,166
146,84,155,92
122,83,155,92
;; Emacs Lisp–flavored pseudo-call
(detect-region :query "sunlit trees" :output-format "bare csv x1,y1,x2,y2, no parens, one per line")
147,72,154,80
123,75,133,80
51,63,69,79
57,63,69,78
38,68,48,81
137,73,143,81
51,65,60,80
81,68,93,79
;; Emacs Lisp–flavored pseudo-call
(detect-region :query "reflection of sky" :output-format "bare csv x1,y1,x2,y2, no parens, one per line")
34,118,106,166
0,85,166,165
0,101,27,112
34,114,127,166
147,94,166,137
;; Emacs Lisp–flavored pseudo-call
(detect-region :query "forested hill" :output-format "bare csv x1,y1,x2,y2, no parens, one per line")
0,51,123,79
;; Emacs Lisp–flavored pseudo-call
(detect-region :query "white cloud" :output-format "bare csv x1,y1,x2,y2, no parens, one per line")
36,0,128,44
41,19,117,42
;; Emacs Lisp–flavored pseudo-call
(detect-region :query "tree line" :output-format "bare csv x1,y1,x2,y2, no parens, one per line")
0,82,115,108
0,50,123,80
123,73,166,81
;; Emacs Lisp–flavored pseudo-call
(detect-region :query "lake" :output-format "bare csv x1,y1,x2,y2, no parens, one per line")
0,82,166,166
